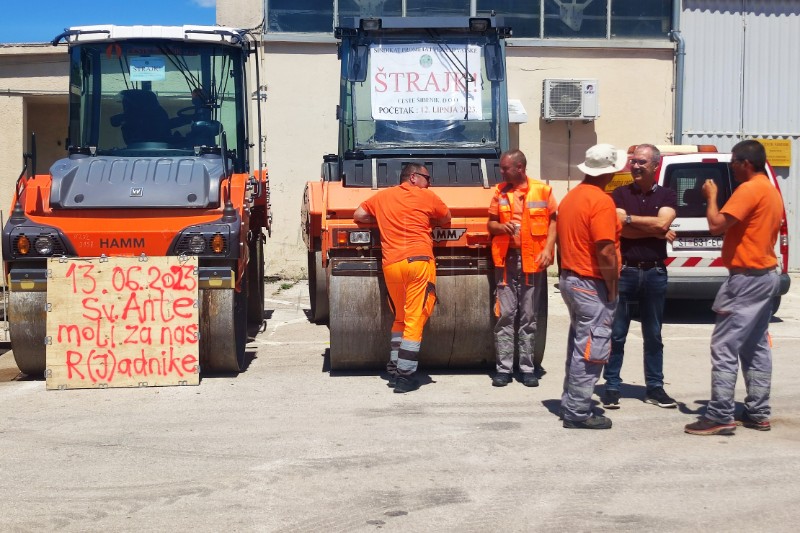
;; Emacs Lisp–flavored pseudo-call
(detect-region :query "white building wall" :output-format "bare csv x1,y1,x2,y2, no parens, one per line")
506,46,675,187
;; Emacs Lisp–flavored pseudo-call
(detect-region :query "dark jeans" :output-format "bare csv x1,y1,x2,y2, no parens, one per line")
603,265,668,391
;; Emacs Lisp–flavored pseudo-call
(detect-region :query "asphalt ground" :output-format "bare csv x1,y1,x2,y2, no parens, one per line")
2,275,800,532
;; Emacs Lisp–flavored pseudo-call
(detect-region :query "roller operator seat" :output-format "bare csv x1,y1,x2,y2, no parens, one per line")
113,89,172,146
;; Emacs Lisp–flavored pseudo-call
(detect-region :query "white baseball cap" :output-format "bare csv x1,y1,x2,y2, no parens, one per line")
577,144,627,177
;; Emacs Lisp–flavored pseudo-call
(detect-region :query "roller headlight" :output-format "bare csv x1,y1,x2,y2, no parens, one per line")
34,235,55,255
349,231,371,244
187,234,206,254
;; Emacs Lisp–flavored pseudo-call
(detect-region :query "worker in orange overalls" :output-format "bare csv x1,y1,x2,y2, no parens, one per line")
354,163,451,393
488,150,558,388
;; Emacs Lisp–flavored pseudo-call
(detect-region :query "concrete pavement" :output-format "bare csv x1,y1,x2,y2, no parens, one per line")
2,275,800,532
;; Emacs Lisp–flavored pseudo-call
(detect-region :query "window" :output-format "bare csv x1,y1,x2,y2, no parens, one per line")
268,0,334,33
477,0,540,38
611,0,672,39
264,0,671,40
544,0,607,38
339,0,402,21
406,0,470,16
664,163,734,218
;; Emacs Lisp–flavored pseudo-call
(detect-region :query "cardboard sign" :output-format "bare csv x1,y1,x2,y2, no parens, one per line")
370,43,483,121
45,256,200,390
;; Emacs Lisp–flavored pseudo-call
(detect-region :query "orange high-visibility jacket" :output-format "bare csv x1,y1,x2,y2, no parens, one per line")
491,178,553,273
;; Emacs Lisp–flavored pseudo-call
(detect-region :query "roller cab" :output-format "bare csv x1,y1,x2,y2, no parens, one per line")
303,17,544,369
3,25,270,379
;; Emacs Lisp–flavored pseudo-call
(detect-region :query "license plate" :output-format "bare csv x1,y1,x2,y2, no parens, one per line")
673,236,723,250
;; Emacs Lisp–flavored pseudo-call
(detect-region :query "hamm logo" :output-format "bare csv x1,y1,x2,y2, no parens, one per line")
99,238,145,249
130,187,143,197
432,227,467,242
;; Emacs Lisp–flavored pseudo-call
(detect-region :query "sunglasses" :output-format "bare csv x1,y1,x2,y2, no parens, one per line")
413,172,431,181
629,159,651,166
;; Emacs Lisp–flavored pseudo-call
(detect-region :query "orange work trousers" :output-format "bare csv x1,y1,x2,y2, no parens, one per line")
384,257,437,343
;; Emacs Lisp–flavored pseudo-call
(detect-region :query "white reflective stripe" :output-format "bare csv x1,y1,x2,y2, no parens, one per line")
527,201,548,208
481,158,490,188
499,198,510,205
371,158,378,190
400,339,422,351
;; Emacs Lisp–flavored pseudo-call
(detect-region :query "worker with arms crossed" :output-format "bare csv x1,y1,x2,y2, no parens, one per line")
602,144,679,410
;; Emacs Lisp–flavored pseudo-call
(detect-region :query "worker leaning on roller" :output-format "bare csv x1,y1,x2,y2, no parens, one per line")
487,150,558,388
354,163,452,393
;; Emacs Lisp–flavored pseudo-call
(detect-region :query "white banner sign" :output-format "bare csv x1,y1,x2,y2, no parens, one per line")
130,56,166,82
370,43,482,121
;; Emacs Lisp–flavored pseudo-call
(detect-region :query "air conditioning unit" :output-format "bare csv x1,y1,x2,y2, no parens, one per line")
542,79,599,121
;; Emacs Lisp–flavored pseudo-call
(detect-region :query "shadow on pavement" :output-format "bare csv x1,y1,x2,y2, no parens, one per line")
662,300,783,325
663,300,717,324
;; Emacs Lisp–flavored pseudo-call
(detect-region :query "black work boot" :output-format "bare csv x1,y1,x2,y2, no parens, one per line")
492,372,513,387
521,373,539,387
394,375,419,394
563,415,613,429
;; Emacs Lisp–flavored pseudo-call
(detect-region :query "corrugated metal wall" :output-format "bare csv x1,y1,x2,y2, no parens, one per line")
682,0,800,270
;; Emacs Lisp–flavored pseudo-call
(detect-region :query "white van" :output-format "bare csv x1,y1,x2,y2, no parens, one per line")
609,145,791,313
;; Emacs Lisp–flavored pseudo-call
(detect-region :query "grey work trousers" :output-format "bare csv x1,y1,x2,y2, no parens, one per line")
559,272,617,422
493,249,547,374
705,271,780,424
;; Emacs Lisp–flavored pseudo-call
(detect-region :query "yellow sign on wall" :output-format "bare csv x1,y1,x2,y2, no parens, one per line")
754,138,792,167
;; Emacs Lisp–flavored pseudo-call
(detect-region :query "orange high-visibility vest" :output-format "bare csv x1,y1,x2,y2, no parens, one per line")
491,178,553,273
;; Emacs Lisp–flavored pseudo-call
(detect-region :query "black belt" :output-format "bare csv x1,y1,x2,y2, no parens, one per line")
729,267,773,276
560,269,600,280
622,260,665,270
407,256,432,263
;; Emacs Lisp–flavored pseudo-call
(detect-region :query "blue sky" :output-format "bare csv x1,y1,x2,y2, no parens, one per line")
2,0,216,44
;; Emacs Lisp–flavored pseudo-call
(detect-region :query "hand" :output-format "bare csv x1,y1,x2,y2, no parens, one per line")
616,208,627,224
664,229,676,242
702,179,718,200
607,282,618,303
536,249,554,269
487,220,515,236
